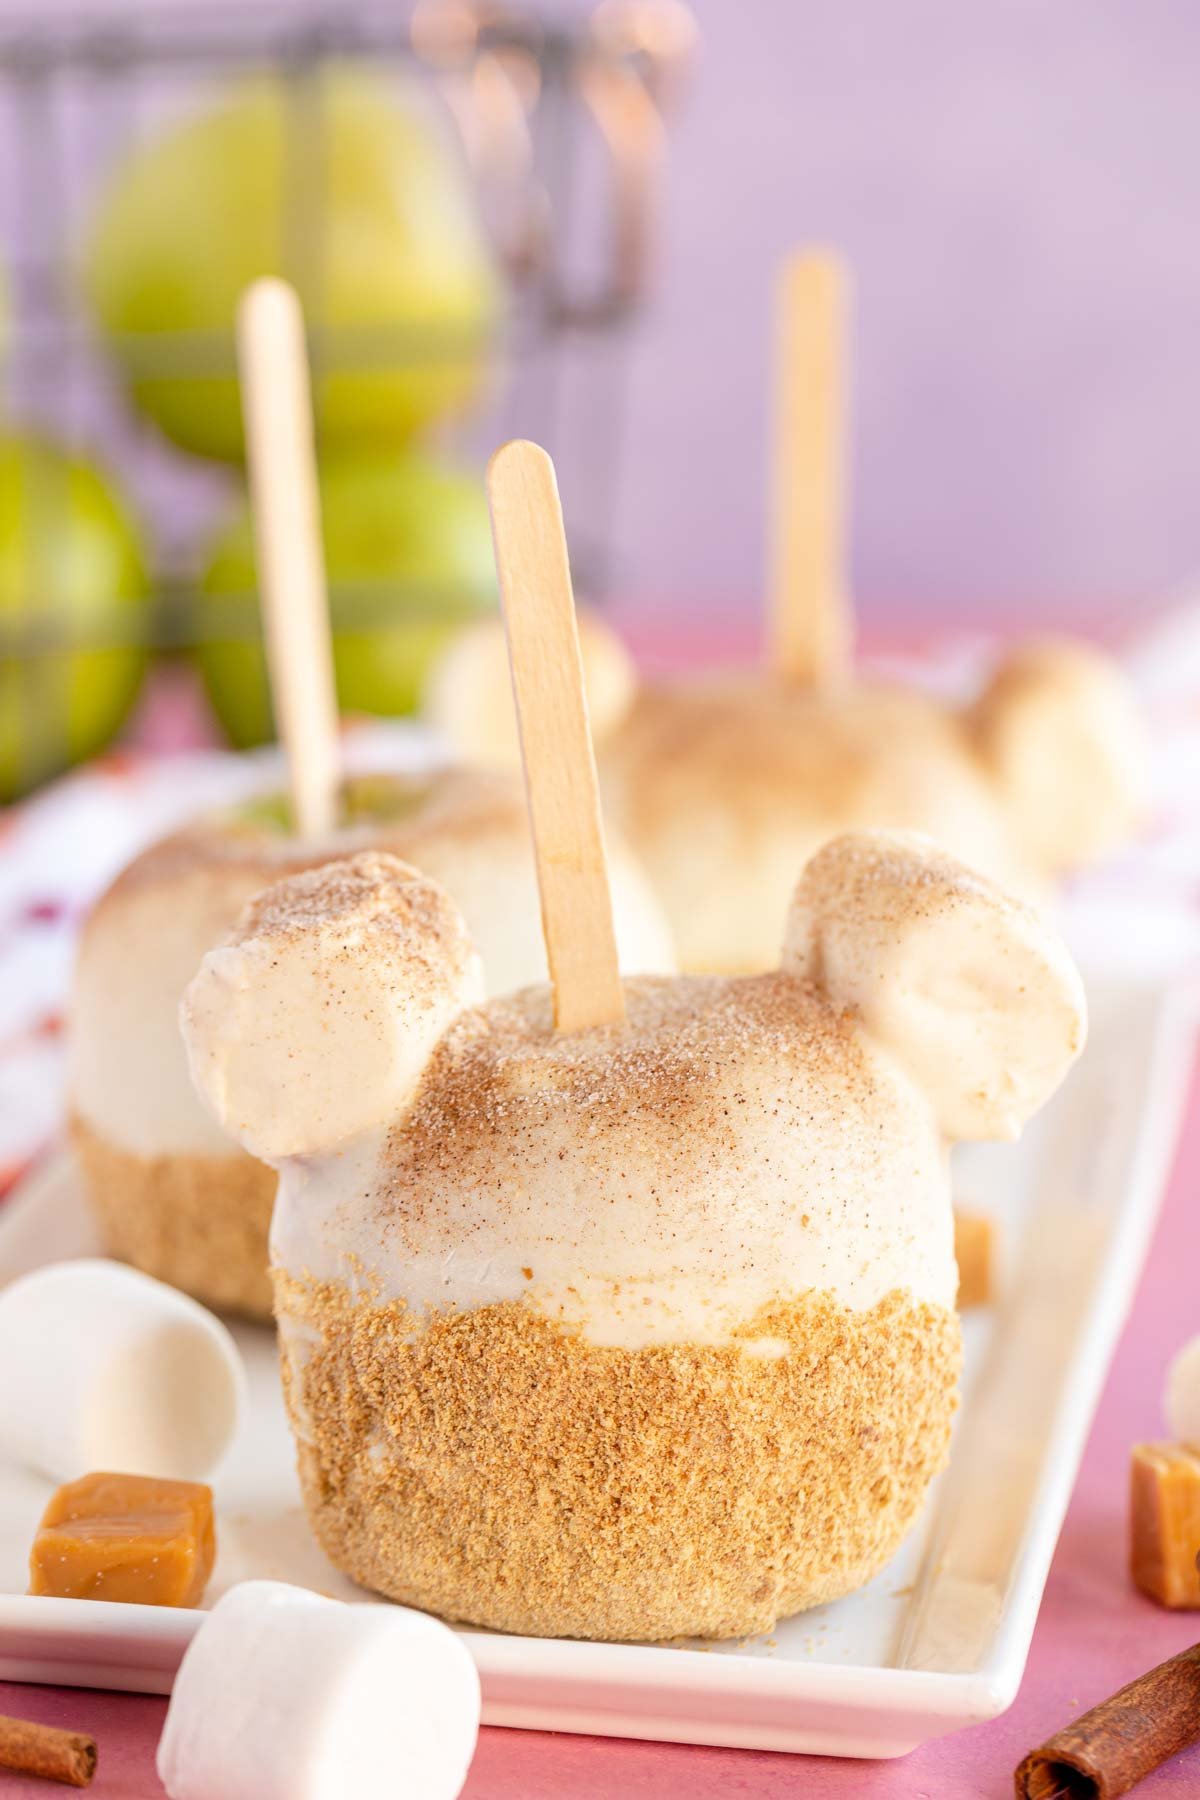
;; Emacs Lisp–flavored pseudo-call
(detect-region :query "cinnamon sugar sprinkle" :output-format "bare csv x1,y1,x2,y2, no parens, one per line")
605,675,984,838
229,852,478,1028
370,970,885,1245
238,852,460,959
794,827,1016,926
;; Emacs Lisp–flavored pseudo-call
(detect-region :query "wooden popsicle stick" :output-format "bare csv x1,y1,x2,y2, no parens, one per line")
236,278,340,838
766,248,852,687
486,440,626,1032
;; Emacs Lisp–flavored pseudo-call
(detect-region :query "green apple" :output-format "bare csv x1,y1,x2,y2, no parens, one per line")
224,772,439,836
83,66,502,461
196,448,496,746
0,437,150,800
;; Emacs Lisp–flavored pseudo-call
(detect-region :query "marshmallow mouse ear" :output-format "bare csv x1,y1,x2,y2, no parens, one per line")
783,831,1086,1142
971,638,1145,875
425,610,637,771
182,852,484,1161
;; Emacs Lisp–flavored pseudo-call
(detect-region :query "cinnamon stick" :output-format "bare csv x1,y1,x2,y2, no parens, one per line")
1015,1641,1200,1798
0,1711,97,1786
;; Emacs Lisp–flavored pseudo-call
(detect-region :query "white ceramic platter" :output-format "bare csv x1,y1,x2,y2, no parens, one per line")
0,904,1196,1758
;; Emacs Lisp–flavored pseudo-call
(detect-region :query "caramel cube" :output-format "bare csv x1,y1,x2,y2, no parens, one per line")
29,1472,215,1607
1130,1442,1200,1608
953,1207,996,1310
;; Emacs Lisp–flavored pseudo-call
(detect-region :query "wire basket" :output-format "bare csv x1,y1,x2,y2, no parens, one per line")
0,0,694,796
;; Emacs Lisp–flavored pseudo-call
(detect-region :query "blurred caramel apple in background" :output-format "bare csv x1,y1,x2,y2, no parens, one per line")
0,437,149,800
196,448,496,746
83,66,503,461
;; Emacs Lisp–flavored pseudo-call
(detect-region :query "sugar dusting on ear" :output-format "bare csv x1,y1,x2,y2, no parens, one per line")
786,828,1001,946
236,852,474,993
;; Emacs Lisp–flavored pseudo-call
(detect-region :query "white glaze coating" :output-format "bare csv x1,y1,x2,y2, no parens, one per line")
269,1013,960,1352
183,833,1086,1354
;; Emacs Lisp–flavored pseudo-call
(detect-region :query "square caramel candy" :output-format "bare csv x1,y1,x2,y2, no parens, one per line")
29,1471,215,1607
953,1207,996,1310
1130,1442,1200,1608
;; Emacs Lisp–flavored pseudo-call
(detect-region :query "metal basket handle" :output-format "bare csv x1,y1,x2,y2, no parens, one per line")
580,0,697,314
413,0,695,323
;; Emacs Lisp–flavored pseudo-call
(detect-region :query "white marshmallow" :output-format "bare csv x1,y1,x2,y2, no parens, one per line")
1165,1335,1200,1450
974,638,1146,875
183,855,485,1162
0,1260,245,1482
783,831,1087,1141
427,610,636,771
157,1581,480,1800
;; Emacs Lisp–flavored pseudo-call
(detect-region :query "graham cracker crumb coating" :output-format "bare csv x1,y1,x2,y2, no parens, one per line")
277,1275,961,1641
71,1115,275,1318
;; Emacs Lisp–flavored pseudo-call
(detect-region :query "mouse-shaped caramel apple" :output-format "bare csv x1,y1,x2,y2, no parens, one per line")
428,253,1142,973
181,831,1084,1641
181,443,1086,1641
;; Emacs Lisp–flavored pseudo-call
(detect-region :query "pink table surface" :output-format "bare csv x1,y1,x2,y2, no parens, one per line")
2,1050,1198,1798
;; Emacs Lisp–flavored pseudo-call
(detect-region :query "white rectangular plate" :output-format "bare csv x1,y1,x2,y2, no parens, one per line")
0,905,1196,1758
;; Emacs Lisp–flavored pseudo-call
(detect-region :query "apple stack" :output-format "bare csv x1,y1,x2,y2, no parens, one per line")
2,62,506,795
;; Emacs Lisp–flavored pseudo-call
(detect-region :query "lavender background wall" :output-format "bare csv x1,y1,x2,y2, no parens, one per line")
16,0,1200,632
605,0,1200,629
